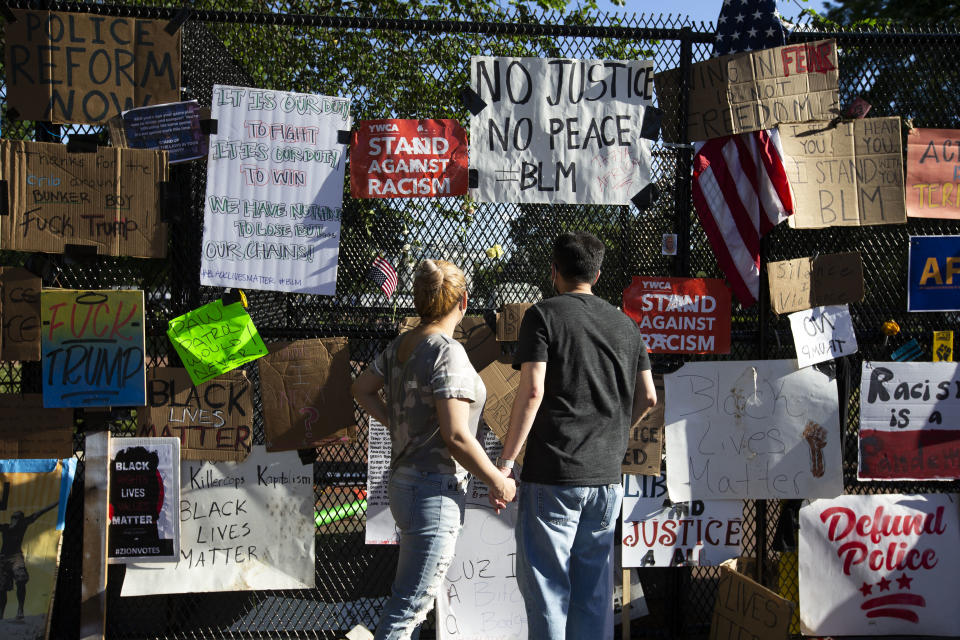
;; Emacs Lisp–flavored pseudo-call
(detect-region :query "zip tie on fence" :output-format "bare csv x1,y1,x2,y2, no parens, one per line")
660,141,694,149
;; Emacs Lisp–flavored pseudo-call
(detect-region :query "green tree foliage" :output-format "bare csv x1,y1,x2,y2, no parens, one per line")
823,0,960,24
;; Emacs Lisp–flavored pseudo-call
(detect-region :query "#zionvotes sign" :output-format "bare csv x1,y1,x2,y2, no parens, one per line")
468,57,655,204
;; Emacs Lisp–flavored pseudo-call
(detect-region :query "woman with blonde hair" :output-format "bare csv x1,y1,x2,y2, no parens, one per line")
353,259,516,640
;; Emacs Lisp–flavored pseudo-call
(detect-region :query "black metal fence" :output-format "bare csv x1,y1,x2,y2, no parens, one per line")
2,2,960,638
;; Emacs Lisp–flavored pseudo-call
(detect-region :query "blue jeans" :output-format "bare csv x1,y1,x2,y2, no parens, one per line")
515,482,623,640
374,468,466,640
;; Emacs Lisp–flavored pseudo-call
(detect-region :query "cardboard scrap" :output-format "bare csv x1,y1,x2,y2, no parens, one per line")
0,267,41,361
496,303,532,342
0,140,168,257
767,252,864,314
782,117,906,228
0,394,73,459
399,315,499,372
621,375,664,476
259,338,356,451
656,39,839,142
477,356,524,464
711,563,793,640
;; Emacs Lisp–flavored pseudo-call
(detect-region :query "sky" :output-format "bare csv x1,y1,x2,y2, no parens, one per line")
591,0,833,25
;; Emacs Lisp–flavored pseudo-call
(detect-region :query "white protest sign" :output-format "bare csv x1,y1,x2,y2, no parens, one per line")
788,304,858,368
799,494,960,636
365,417,397,545
621,473,742,568
469,57,655,204
201,85,351,295
664,360,843,501
121,447,314,595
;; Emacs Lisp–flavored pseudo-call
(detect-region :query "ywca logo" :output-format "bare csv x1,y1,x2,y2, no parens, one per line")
859,573,925,623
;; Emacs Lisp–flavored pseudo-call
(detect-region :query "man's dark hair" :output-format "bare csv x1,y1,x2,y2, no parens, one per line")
552,232,605,283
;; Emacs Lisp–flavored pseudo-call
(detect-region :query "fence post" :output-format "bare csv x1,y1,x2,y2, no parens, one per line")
674,28,693,279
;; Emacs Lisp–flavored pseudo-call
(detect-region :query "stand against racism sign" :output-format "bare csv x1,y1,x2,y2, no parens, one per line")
907,235,960,312
468,57,655,204
664,360,843,502
799,494,960,636
906,128,960,219
622,276,731,354
4,10,181,124
201,85,351,295
858,361,960,480
351,119,468,198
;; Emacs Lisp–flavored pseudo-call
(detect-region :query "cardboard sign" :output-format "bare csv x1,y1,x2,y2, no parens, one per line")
477,356,524,464
767,252,864,314
908,235,960,312
711,565,792,640
0,394,72,459
782,117,906,228
933,330,953,362
167,299,268,386
622,276,731,354
906,128,960,219
201,85,351,295
259,339,355,451
0,140,168,257
656,40,839,142
121,447,315,595
496,303,532,342
399,315,499,372
137,368,252,461
107,437,180,563
468,56,655,204
112,100,208,163
664,360,843,501
789,304,858,368
799,494,960,636
351,119,468,198
4,10,181,124
621,473,742,567
0,267,41,361
41,289,145,408
622,375,664,476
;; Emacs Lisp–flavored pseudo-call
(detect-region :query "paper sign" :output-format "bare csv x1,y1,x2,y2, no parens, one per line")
200,85,351,295
0,267,41,361
41,289,145,408
908,235,960,312
621,375,664,476
4,10,180,124
121,447,314,595
799,494,960,636
167,299,268,386
782,117,906,228
107,437,180,563
496,303,532,342
400,315,499,372
365,417,398,545
351,119,468,198
767,252,864,314
933,331,953,362
906,128,960,219
656,40,839,142
858,361,960,480
0,140,169,257
0,395,72,459
259,339,355,451
621,473,742,567
469,56,655,204
789,304,858,368
137,368,252,461
477,356,524,464
114,100,208,163
711,566,792,640
664,360,843,501
622,276,731,354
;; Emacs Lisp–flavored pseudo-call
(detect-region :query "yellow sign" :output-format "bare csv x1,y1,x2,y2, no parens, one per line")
934,331,954,362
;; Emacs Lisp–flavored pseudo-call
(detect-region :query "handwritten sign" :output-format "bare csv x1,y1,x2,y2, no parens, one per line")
664,360,843,501
623,276,731,354
167,299,267,386
469,56,655,204
906,128,960,219
137,368,252,461
767,253,864,314
351,119,468,198
121,447,314,595
621,473,742,567
400,315,498,372
41,289,145,408
0,140,168,257
0,267,41,361
4,10,180,124
710,565,792,640
782,117,906,228
622,375,664,476
259,339,355,451
656,40,839,142
113,100,208,163
201,84,351,295
789,304,858,368
0,395,72,459
496,303,532,342
477,357,524,464
908,235,960,312
799,494,960,636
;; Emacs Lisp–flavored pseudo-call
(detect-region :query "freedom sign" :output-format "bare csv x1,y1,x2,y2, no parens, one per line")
622,276,730,354
351,119,468,198
908,235,960,311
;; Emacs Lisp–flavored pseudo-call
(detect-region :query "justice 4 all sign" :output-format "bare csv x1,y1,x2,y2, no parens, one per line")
623,276,731,354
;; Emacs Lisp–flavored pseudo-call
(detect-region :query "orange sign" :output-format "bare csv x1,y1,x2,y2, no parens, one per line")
906,128,960,219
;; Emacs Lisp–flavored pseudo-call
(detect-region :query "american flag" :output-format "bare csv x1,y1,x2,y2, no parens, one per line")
367,256,398,299
693,0,793,307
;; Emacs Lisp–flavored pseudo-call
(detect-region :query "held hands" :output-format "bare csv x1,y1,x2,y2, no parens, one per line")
487,468,517,514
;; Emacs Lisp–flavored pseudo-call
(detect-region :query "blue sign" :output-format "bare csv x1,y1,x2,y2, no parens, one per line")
121,101,208,164
908,235,960,312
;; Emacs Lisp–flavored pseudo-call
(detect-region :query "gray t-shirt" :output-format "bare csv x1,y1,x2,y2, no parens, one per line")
372,332,486,478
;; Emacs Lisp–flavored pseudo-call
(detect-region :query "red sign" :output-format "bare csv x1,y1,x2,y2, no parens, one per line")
350,119,468,198
623,276,730,354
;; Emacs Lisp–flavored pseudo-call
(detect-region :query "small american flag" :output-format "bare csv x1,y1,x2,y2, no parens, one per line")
367,256,398,299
